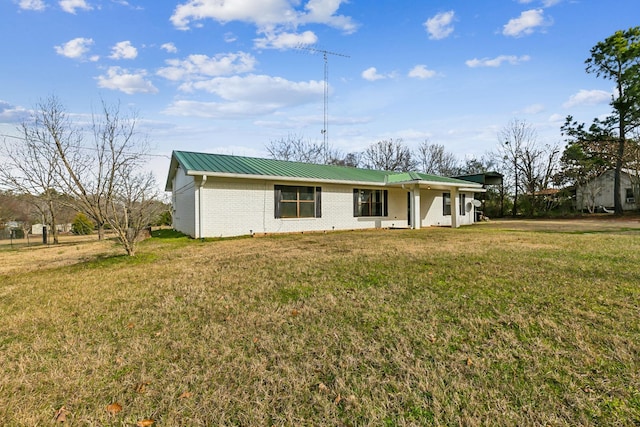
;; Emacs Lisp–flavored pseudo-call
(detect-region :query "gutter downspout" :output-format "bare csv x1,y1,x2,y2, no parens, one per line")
198,175,207,238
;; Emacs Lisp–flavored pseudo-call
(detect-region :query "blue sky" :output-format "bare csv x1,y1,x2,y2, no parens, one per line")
1,0,639,185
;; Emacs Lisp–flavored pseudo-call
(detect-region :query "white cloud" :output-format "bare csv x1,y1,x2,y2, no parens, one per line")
161,43,178,54
111,0,143,9
254,30,317,49
361,67,387,81
163,74,323,118
465,54,530,68
163,100,273,118
562,89,611,108
157,52,257,81
503,9,548,37
298,0,357,32
96,66,158,94
408,65,436,79
548,113,564,123
54,37,97,60
18,0,46,11
59,0,92,14
170,0,357,33
109,41,138,60
180,74,322,103
0,100,30,123
521,103,545,114
424,10,455,40
517,0,562,5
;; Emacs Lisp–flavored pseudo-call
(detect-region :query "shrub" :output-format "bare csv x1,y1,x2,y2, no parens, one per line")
71,213,94,235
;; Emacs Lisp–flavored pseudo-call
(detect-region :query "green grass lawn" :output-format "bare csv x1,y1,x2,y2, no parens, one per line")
1,223,639,426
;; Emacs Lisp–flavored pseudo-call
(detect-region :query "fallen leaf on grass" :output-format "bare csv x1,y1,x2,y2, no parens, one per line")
106,402,122,415
126,322,135,329
136,419,155,427
334,393,342,405
54,406,68,423
291,309,299,317
135,381,150,393
466,358,473,366
179,391,193,399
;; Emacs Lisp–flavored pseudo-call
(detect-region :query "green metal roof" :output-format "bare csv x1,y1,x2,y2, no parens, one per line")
166,150,481,190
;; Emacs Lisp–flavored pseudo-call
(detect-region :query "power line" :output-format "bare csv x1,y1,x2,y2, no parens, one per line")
0,133,171,159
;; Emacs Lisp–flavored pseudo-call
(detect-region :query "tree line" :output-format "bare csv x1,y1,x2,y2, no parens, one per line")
0,96,167,256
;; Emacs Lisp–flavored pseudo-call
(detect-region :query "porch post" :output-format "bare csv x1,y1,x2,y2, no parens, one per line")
413,186,421,229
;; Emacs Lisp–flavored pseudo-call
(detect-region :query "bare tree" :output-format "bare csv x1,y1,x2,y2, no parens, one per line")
328,151,361,167
105,170,163,256
13,95,161,255
458,154,500,175
49,98,145,240
266,134,325,164
416,141,460,176
498,119,535,216
362,139,416,172
0,190,35,239
498,119,560,216
0,129,63,243
31,96,152,243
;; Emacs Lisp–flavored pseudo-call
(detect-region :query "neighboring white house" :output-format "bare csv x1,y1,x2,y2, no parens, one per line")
576,169,639,212
31,223,72,235
165,151,486,238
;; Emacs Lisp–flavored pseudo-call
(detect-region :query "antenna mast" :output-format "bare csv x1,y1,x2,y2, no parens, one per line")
297,46,350,162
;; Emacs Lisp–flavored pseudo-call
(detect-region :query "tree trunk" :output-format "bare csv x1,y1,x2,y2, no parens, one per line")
49,199,59,244
512,171,518,217
614,112,626,215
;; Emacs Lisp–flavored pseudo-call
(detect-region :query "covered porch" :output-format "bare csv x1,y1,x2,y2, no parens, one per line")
387,176,485,229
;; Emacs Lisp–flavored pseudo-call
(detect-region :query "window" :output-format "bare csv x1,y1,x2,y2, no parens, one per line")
443,192,451,216
353,189,388,217
626,188,635,203
274,185,321,218
459,193,466,216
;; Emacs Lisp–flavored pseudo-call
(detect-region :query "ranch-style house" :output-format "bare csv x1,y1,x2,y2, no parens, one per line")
165,151,485,238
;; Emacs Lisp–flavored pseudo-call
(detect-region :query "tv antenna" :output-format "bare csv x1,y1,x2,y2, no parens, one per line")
297,46,350,162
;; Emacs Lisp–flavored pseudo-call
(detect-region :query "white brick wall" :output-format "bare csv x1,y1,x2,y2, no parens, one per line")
172,174,478,238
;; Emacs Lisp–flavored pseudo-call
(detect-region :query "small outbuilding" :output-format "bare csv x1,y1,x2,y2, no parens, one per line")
577,169,639,212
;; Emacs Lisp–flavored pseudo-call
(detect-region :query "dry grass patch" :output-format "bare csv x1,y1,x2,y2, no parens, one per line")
0,234,121,275
1,224,639,425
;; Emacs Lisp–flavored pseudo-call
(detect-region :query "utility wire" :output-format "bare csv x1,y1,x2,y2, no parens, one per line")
0,133,171,159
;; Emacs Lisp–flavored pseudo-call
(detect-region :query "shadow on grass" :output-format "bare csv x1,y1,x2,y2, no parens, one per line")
80,251,158,269
151,229,188,239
